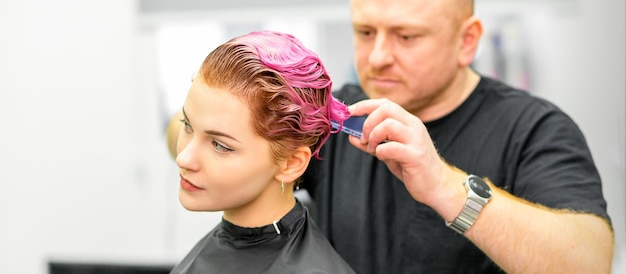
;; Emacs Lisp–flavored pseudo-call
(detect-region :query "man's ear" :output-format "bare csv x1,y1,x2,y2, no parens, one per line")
276,146,311,184
458,16,483,67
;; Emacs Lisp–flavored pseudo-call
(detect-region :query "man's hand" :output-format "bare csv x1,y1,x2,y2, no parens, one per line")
347,98,467,219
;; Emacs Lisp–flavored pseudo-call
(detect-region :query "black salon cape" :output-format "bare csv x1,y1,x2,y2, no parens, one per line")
170,201,355,274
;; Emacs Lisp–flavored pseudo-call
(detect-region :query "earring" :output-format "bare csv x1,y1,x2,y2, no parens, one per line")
281,179,285,195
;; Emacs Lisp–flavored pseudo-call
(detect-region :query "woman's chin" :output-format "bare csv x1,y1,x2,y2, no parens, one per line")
179,194,210,211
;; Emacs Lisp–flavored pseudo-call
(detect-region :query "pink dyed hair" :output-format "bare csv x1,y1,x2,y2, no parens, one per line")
198,30,350,160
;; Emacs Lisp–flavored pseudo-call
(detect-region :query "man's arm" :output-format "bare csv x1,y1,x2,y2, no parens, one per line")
465,181,614,273
348,98,614,273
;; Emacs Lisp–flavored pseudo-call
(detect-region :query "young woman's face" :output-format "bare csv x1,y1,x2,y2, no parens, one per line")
176,79,280,213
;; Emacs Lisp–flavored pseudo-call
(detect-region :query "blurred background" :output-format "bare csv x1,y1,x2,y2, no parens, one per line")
0,0,624,273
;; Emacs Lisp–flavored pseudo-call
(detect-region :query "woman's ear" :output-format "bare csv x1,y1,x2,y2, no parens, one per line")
276,146,311,184
458,16,483,67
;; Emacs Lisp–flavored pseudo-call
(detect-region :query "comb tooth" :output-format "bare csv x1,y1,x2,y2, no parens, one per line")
331,116,365,138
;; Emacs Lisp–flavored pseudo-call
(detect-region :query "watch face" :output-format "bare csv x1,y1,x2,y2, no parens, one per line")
468,176,492,199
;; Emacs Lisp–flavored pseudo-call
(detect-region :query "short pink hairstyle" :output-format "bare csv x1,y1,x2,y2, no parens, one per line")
198,30,349,161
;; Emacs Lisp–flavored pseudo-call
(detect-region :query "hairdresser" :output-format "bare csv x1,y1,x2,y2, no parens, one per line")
300,0,615,273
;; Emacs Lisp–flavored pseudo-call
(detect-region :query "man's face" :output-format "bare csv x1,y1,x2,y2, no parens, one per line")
350,0,465,116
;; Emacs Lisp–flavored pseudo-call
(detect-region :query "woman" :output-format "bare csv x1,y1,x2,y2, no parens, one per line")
170,30,355,273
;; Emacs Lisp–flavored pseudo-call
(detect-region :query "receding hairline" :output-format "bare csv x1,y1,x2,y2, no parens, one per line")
460,0,474,17
350,0,474,21
448,0,475,26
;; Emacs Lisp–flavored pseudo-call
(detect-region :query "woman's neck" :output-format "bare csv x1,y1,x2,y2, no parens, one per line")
223,191,296,228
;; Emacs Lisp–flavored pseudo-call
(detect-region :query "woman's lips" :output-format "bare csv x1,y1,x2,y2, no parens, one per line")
180,176,203,192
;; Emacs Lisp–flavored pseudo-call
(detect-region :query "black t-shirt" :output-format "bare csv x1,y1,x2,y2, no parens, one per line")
302,77,609,274
170,201,355,274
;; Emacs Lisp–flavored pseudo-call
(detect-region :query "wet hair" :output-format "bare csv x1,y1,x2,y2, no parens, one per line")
197,30,350,161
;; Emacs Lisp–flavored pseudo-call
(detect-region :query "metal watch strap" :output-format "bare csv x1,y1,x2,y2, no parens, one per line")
446,196,486,234
445,175,491,234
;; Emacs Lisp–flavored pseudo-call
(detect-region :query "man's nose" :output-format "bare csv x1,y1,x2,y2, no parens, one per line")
368,34,394,68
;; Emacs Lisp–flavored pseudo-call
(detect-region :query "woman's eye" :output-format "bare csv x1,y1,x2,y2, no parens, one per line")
212,140,233,153
179,118,192,133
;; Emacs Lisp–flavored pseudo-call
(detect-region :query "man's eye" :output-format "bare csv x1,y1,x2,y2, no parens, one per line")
212,140,233,153
354,29,374,38
399,34,418,41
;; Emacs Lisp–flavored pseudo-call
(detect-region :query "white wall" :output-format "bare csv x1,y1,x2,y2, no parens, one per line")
0,0,623,274
0,0,197,273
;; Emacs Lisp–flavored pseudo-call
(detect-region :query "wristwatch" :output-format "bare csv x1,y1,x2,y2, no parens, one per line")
446,174,492,234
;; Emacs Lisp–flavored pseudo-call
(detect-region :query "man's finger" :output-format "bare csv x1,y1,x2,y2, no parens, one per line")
348,98,389,116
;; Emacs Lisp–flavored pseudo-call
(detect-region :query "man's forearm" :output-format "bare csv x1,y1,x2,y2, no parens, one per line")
465,187,614,273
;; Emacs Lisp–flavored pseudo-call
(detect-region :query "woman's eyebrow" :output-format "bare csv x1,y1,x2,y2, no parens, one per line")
183,107,241,143
203,129,241,143
182,107,190,123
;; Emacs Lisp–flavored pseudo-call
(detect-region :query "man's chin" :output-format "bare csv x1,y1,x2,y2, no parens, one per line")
363,84,401,99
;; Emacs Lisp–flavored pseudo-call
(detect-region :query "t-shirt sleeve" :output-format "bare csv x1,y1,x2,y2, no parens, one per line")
512,103,609,222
